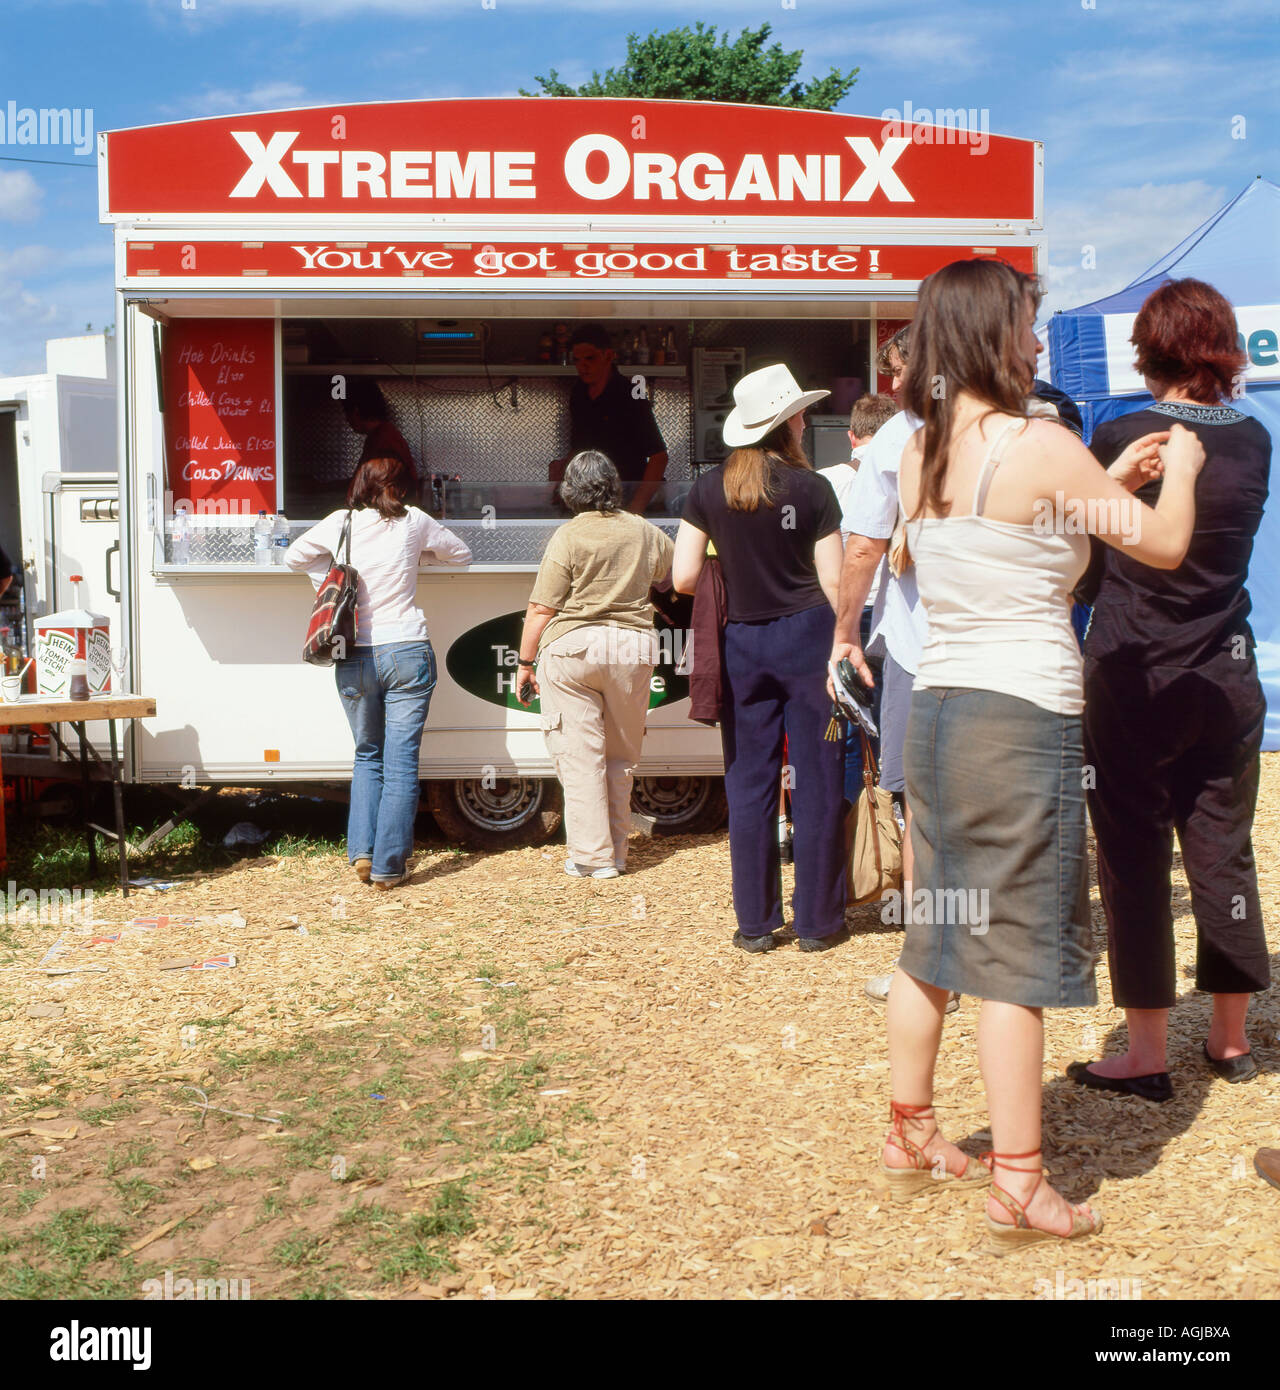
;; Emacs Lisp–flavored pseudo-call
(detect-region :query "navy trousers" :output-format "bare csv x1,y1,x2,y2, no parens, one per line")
720,603,847,939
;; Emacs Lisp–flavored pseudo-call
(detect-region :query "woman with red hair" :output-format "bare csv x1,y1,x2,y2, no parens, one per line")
1070,278,1272,1100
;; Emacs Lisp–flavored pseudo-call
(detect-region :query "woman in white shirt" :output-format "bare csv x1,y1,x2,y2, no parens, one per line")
286,456,471,888
870,258,1203,1249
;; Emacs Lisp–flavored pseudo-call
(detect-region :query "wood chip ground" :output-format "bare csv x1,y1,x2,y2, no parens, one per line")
2,757,1278,1299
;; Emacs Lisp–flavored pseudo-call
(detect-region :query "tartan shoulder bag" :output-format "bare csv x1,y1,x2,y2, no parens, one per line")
302,510,359,666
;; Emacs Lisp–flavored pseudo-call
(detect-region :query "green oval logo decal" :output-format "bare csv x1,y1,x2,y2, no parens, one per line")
445,612,689,713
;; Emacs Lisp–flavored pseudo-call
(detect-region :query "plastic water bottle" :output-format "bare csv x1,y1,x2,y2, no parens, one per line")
172,504,192,565
253,510,273,567
271,513,290,565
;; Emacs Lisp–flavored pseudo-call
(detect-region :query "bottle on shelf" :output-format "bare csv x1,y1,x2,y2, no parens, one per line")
616,328,631,365
664,327,679,365
171,502,192,566
272,513,290,565
253,510,273,567
635,328,651,366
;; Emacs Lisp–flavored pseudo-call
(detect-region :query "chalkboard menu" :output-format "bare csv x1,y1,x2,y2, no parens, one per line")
163,319,277,513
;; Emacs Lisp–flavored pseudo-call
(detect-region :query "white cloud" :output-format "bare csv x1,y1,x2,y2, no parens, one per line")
0,241,114,377
161,81,307,118
1042,180,1227,315
815,17,990,73
0,169,43,222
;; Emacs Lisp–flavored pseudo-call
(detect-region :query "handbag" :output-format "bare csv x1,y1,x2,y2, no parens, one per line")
302,510,359,666
888,515,912,578
845,728,904,907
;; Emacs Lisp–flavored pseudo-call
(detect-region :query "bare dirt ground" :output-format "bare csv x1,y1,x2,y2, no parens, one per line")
2,758,1278,1300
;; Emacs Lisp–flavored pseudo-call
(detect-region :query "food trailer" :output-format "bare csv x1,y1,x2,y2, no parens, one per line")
98,98,1043,845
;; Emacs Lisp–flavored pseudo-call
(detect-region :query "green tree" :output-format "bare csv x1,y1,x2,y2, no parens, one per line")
521,22,858,111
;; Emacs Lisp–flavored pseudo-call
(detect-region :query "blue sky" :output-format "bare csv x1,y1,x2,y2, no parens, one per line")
0,0,1276,375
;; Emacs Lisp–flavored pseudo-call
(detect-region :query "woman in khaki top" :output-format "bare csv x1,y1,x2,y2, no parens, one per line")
517,451,675,878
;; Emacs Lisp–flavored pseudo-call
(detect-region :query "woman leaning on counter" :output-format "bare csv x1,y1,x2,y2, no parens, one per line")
517,451,674,879
286,456,472,889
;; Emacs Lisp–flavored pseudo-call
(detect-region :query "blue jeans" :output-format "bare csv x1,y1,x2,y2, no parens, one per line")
336,641,436,881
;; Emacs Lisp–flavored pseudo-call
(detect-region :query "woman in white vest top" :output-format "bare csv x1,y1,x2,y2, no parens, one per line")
872,258,1205,1249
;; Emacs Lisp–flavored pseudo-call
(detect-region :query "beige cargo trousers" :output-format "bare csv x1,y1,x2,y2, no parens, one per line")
538,624,657,870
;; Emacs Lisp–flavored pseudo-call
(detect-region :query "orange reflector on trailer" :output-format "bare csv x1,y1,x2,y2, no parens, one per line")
264,750,280,762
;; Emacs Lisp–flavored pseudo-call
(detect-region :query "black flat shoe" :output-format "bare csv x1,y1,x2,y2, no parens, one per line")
1202,1042,1257,1083
796,927,851,953
1066,1060,1173,1102
732,930,778,954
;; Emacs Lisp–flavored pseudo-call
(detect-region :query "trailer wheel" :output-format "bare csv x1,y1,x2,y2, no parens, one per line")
631,775,728,836
426,777,563,850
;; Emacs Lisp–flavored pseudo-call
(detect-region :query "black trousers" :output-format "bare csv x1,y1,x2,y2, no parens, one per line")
1083,649,1271,1009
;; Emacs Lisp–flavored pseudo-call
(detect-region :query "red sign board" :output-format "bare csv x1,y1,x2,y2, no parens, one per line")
162,320,276,512
103,99,1038,223
126,238,1036,285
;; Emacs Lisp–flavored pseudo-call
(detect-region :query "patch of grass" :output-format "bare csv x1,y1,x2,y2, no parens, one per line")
298,1277,349,1299
22,1056,57,1084
0,1208,140,1299
111,1176,162,1216
16,1189,43,1214
185,1012,239,1030
337,1201,399,1230
105,1141,156,1176
491,1120,546,1154
79,1100,136,1126
272,1231,326,1268
412,1181,475,1240
268,832,345,860
327,1184,479,1287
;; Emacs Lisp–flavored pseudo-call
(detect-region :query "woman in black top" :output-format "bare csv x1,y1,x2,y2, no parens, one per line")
1069,278,1272,1100
673,364,846,952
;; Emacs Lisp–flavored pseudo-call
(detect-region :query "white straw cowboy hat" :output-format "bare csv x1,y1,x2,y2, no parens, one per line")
722,363,830,448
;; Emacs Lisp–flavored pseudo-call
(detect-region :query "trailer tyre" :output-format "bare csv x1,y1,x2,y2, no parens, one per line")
426,777,563,850
631,775,728,836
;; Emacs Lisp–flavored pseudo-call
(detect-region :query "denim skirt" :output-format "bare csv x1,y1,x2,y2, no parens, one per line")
899,686,1096,1009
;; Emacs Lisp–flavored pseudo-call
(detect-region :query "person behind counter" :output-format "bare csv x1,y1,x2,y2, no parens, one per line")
552,325,669,514
0,539,19,601
342,379,420,494
517,450,674,878
285,456,472,889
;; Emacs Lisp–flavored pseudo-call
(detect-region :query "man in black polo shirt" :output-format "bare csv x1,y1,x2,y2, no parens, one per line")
557,324,668,513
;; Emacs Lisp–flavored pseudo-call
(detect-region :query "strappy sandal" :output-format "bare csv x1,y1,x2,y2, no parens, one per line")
984,1148,1102,1254
878,1101,992,1201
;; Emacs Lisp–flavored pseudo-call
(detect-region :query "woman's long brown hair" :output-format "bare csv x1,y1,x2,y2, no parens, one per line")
902,259,1041,519
347,456,409,519
722,418,812,511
